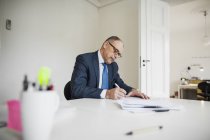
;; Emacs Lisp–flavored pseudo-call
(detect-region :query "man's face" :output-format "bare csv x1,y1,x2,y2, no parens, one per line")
101,40,124,64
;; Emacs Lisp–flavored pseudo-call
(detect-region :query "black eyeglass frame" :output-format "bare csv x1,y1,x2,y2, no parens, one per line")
107,41,122,58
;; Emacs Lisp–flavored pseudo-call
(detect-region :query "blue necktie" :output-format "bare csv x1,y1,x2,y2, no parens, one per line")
101,63,108,89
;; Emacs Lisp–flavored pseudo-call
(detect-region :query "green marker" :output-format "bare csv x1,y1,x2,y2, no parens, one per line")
38,67,51,88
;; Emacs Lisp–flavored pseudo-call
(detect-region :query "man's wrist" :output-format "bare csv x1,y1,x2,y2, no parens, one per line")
105,90,111,99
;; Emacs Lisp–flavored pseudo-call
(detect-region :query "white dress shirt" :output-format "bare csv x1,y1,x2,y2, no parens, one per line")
98,50,107,98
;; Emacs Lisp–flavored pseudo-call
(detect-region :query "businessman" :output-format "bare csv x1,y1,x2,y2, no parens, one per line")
70,36,149,100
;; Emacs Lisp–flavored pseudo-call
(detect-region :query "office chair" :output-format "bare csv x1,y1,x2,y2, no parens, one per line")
197,81,210,101
64,81,72,100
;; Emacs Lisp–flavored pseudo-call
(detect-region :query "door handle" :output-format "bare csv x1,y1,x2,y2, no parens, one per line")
143,60,150,62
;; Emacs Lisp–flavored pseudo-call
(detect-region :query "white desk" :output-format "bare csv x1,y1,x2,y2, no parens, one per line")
178,84,198,99
1,98,210,140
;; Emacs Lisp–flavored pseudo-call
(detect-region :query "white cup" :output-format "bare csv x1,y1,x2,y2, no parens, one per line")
21,91,59,140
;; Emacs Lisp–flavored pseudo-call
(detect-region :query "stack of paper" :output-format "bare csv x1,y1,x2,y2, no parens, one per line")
117,97,182,113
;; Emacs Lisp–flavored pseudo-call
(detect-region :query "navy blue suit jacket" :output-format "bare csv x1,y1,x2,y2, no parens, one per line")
71,51,133,99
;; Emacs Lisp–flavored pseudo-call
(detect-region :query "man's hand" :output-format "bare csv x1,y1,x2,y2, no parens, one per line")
127,90,150,99
106,87,126,100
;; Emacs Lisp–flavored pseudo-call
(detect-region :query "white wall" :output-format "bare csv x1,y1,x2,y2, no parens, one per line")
2,0,209,102
0,0,140,103
99,0,139,89
0,0,2,51
170,0,210,95
0,0,98,102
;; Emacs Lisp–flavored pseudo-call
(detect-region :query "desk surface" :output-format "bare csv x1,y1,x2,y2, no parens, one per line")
1,98,210,140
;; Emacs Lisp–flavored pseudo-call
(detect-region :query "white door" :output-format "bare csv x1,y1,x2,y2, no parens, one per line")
139,0,170,98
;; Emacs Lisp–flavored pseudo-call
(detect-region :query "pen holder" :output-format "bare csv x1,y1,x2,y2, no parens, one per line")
21,91,59,140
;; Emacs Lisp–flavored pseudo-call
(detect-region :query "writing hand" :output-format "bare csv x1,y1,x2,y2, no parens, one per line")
106,87,126,100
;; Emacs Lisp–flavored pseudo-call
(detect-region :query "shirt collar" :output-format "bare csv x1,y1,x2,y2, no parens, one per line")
98,50,104,64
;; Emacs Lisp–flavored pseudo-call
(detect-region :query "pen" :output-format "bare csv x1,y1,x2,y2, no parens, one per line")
141,105,162,108
115,83,127,97
126,125,163,136
115,83,120,88
153,109,170,112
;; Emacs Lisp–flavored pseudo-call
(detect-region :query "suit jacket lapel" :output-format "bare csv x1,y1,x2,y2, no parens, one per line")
93,52,99,87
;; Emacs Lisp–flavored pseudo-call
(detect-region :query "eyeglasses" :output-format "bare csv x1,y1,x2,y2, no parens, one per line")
108,41,122,58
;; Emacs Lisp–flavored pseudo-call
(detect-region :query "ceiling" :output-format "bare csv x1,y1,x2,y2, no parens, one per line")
86,0,201,8
86,0,123,8
162,0,198,6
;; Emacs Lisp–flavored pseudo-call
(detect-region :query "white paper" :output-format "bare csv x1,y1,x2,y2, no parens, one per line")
117,97,183,113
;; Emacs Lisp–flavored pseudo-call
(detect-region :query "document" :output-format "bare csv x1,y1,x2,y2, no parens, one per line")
117,97,182,113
